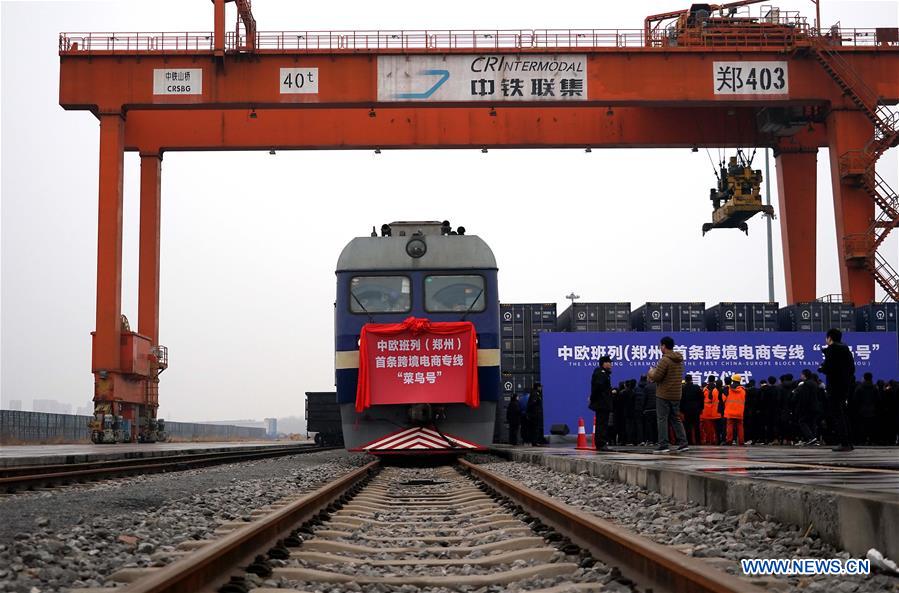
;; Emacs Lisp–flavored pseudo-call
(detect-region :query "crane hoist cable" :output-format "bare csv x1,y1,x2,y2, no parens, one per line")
693,117,721,181
705,147,720,181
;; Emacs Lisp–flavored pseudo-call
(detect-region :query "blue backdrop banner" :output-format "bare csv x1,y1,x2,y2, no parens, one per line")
538,332,899,435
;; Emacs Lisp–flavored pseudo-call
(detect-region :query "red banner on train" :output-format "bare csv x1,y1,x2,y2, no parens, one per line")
355,317,479,412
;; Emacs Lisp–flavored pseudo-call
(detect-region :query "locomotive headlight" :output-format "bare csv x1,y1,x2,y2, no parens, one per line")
406,238,427,258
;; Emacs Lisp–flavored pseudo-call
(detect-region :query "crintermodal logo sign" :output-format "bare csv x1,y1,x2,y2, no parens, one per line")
377,55,588,102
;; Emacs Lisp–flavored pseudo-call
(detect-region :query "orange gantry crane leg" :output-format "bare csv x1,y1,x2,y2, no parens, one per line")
93,112,162,438
775,148,818,303
138,152,162,345
826,109,877,305
94,113,126,389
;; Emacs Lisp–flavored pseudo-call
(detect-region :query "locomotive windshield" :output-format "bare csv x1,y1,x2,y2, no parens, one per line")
350,276,411,313
424,275,485,313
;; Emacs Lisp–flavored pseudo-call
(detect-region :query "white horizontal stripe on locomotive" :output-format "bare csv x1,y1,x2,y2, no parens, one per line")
335,348,499,370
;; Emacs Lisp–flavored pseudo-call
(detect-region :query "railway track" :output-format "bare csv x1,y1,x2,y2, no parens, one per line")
96,458,760,593
0,444,332,493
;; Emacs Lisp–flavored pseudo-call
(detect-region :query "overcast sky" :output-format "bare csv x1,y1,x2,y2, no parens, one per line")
1,0,897,422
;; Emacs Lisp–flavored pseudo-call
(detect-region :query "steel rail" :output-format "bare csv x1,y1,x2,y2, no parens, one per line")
460,459,762,593
120,460,379,593
0,444,320,477
0,445,335,492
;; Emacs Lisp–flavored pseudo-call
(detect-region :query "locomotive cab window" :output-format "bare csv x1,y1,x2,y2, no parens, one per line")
425,275,485,313
350,276,411,313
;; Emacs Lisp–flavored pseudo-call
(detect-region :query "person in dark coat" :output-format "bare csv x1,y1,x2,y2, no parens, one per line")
793,369,820,445
507,393,522,446
680,374,704,445
744,379,761,444
623,379,638,444
760,376,779,444
777,374,795,445
519,392,531,445
612,381,629,445
851,372,879,445
589,356,614,450
632,377,648,444
875,380,890,444
526,383,546,446
885,380,899,445
818,328,856,451
642,381,659,445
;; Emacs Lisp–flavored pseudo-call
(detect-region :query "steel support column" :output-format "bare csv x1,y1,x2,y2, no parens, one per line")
775,148,818,303
213,0,225,57
826,109,876,304
93,113,125,375
138,152,162,344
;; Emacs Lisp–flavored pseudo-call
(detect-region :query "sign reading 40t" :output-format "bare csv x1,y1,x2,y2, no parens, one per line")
713,61,788,96
280,68,319,94
378,55,588,102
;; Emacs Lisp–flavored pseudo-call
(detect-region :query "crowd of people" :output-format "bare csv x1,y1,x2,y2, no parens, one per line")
596,369,899,449
507,329,899,452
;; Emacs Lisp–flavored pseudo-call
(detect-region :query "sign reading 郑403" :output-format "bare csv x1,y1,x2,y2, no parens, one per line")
377,55,588,102
713,61,788,95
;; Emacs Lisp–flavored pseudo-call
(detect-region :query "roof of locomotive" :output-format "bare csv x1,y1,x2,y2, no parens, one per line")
336,233,497,272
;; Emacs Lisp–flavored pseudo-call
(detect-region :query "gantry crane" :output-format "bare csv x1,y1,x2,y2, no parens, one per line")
57,2,899,437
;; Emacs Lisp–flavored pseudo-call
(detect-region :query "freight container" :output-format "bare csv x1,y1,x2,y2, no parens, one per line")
494,373,538,443
824,302,855,331
779,302,825,331
778,302,855,333
499,303,556,372
631,302,705,332
557,302,631,332
500,351,528,372
855,303,899,349
856,302,899,332
305,391,343,446
502,373,537,394
705,302,779,331
501,303,556,335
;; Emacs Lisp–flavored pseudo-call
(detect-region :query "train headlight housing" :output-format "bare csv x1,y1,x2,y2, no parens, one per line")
406,238,427,258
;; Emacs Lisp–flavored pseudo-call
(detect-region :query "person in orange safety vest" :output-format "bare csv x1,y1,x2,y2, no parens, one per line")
700,376,722,445
723,374,746,445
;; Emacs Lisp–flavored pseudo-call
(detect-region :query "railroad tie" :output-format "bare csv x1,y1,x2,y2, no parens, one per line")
300,535,545,555
310,527,534,542
327,511,517,527
272,562,579,586
335,502,507,516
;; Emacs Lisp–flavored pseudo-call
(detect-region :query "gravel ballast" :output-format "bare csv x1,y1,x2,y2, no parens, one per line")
477,459,899,593
0,449,370,593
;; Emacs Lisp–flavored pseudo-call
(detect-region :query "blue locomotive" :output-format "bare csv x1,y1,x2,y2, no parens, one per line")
335,221,500,453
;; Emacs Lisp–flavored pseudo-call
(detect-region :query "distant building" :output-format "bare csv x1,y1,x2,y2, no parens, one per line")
6,399,23,411
202,419,266,429
264,417,278,437
32,399,72,414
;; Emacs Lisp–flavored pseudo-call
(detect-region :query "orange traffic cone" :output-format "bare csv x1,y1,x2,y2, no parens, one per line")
575,417,590,450
591,415,597,449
